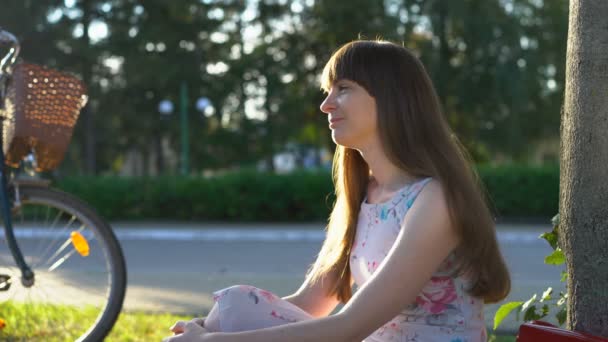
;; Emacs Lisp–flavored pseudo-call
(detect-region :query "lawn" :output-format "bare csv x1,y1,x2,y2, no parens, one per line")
0,301,516,341
0,301,188,341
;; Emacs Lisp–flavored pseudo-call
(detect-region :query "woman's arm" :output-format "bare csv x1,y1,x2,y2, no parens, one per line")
208,313,354,342
201,181,460,342
282,262,346,318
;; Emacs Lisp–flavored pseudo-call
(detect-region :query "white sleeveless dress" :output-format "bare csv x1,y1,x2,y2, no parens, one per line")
203,178,487,341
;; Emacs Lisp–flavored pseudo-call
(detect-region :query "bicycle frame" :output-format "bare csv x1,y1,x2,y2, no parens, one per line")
0,28,35,285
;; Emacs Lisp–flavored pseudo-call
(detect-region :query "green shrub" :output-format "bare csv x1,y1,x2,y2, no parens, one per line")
54,165,557,222
493,214,567,330
478,164,559,218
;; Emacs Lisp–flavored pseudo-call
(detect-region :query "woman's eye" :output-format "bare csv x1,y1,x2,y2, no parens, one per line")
337,85,349,92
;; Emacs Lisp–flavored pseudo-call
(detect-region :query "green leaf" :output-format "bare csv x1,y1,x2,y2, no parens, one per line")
540,231,558,250
522,294,537,311
541,304,549,316
556,307,567,326
541,287,552,302
493,301,523,330
545,248,565,265
561,271,568,282
523,306,542,321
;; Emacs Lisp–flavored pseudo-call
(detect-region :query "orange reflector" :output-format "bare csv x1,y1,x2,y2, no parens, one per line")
70,231,90,257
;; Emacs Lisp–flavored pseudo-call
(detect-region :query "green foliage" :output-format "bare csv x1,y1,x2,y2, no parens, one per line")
2,0,568,175
53,165,557,221
478,164,559,217
545,248,565,265
494,214,568,329
56,170,335,221
493,301,523,330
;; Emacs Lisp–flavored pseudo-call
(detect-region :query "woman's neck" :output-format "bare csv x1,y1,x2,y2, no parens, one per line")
358,145,416,191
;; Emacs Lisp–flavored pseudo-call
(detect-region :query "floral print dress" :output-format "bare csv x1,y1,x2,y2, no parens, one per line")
203,177,487,342
203,284,314,333
350,177,486,341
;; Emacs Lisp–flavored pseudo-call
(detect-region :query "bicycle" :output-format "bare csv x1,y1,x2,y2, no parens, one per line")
0,29,127,341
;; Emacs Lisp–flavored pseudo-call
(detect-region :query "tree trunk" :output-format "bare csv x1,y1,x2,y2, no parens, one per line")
435,0,450,106
155,132,164,175
560,0,608,336
80,0,96,174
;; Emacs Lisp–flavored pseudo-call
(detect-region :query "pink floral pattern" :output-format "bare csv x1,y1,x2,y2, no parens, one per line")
207,284,314,333
415,276,458,314
351,178,488,341
205,178,488,341
270,310,298,323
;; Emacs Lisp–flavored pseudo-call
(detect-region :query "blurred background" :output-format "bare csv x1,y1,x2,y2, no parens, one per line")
0,0,564,224
0,1,568,337
2,0,565,177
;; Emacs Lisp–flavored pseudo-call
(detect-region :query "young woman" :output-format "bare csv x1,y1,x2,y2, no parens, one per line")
165,40,511,342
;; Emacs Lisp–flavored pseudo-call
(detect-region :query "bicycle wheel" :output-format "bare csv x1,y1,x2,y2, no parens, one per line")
0,185,126,341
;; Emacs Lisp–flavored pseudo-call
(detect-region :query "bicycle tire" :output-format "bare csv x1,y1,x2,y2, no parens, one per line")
0,185,126,341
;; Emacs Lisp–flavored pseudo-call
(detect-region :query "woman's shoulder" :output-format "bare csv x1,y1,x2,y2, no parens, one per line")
403,177,455,235
402,177,437,206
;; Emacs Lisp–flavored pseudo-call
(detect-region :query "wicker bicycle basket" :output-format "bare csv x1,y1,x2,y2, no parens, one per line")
0,62,87,171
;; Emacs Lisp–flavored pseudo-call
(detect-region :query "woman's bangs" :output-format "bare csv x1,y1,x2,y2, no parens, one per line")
320,43,363,92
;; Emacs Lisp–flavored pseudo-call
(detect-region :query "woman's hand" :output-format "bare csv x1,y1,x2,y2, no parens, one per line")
170,317,205,335
164,318,211,342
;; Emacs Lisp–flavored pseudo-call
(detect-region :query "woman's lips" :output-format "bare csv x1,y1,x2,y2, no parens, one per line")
329,117,343,128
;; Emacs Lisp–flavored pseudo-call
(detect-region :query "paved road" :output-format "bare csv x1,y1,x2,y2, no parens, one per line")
115,222,564,333
3,222,565,333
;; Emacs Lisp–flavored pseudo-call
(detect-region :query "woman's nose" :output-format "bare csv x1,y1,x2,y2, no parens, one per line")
319,94,336,114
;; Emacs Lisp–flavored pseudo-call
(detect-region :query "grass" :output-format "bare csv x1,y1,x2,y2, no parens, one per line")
0,301,189,341
0,301,516,341
106,311,191,341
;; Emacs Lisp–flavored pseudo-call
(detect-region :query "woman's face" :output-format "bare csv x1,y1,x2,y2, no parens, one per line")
320,79,378,149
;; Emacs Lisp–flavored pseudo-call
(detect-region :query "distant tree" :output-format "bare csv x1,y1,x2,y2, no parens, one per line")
0,0,63,65
3,0,572,174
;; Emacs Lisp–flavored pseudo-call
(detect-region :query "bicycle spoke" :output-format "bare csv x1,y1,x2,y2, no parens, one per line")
0,277,9,289
0,267,19,303
45,273,110,306
28,280,67,337
47,248,77,272
29,204,55,266
40,237,72,269
31,214,77,269
27,208,66,268
1,187,125,341
31,279,53,304
41,227,100,272
34,276,65,304
34,276,99,336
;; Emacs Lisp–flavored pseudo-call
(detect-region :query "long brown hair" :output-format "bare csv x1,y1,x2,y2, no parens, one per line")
307,40,510,304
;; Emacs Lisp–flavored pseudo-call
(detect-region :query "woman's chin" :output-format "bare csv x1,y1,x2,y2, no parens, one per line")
331,131,345,145
331,132,354,148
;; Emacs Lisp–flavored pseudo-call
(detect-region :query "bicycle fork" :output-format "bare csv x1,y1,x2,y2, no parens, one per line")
0,146,34,289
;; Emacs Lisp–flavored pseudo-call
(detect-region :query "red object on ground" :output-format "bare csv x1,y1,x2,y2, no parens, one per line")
517,321,608,342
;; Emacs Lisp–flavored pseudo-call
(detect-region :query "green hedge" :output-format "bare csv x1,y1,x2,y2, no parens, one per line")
54,165,558,222
55,170,335,221
477,164,559,218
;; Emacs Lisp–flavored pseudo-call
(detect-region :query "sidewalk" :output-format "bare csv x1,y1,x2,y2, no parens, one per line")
110,220,552,231
107,221,558,334
107,221,552,242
